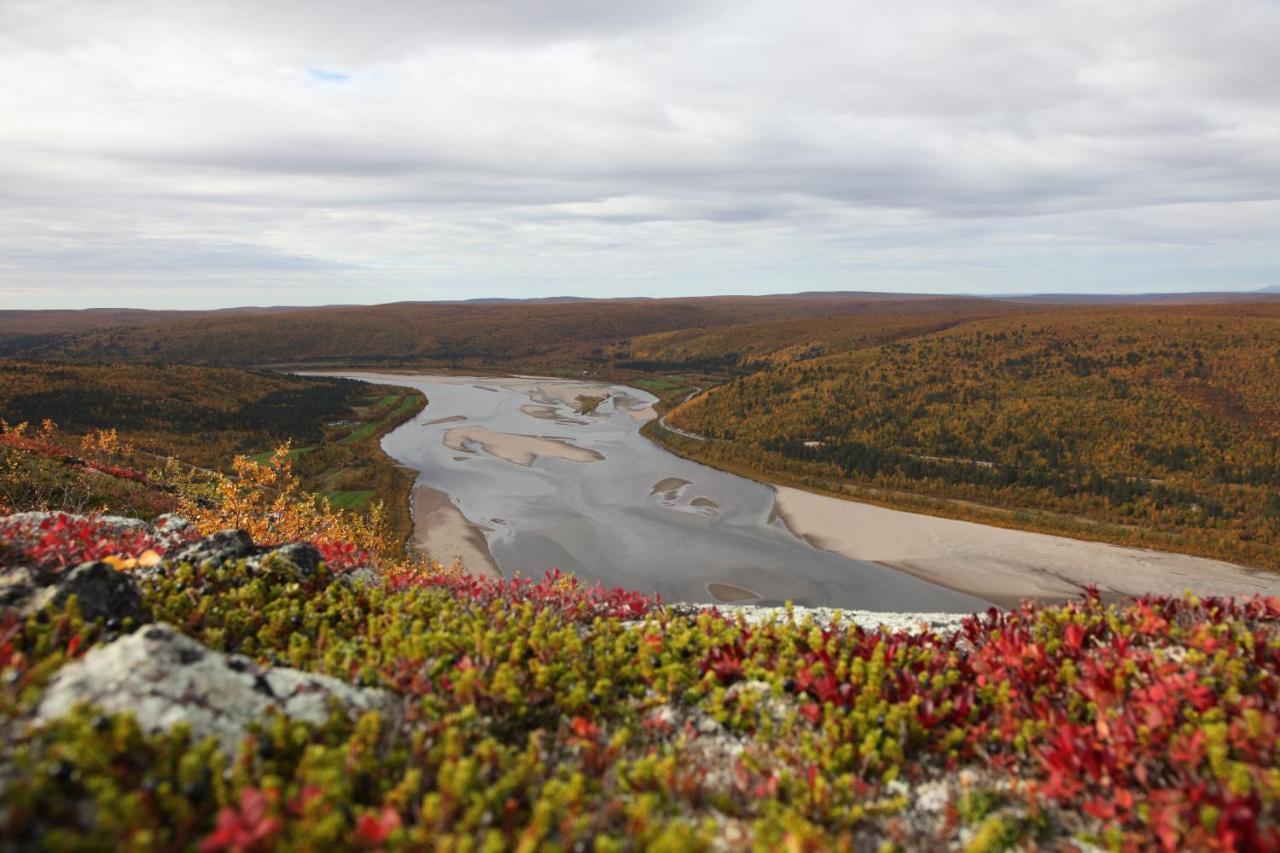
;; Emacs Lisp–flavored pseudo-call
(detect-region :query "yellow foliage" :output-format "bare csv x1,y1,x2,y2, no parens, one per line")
177,443,460,581
179,444,387,554
80,427,132,459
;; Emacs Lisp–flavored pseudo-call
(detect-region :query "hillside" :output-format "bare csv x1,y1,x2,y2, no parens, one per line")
0,294,1016,370
0,362,424,541
2,504,1277,848
664,304,1280,570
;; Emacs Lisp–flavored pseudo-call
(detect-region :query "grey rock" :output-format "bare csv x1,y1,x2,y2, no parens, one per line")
150,514,197,551
1,512,147,540
0,566,37,611
339,566,382,588
701,603,970,635
170,529,260,566
34,624,400,757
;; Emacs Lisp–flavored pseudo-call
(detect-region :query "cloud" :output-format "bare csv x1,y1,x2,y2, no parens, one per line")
0,0,1277,307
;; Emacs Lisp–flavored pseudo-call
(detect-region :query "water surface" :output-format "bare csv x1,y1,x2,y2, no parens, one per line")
339,373,990,612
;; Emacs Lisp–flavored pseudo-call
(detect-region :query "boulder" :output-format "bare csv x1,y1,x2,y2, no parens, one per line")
169,529,261,566
47,562,149,624
34,624,400,757
0,561,148,624
260,542,322,579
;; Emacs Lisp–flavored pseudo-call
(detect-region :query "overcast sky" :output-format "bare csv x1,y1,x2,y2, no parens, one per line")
2,0,1278,308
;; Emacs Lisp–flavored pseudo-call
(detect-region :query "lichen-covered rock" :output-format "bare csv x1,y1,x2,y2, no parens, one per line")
260,542,321,579
339,566,382,588
0,512,148,541
34,624,400,757
149,514,197,552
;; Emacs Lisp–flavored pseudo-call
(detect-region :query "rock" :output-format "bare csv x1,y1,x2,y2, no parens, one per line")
261,543,321,579
339,566,382,588
0,566,38,611
150,514,197,551
34,624,400,758
0,561,148,624
1,512,148,540
48,562,149,624
707,603,970,635
170,530,261,566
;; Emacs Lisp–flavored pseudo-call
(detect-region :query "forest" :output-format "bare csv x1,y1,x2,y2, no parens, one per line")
664,304,1280,570
5,296,1280,570
0,294,1021,370
0,362,424,542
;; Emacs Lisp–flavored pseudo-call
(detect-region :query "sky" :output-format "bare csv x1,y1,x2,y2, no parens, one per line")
1,0,1278,309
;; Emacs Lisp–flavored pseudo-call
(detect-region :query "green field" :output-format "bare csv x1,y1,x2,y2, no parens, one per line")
340,394,419,445
248,446,315,465
319,489,376,509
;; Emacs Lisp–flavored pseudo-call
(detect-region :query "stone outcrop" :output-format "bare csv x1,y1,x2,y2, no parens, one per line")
24,561,148,623
0,561,149,624
34,624,400,757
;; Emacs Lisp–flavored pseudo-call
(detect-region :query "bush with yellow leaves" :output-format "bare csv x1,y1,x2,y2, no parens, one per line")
177,444,456,581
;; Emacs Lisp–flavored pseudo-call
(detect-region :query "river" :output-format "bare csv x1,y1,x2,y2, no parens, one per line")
331,373,991,612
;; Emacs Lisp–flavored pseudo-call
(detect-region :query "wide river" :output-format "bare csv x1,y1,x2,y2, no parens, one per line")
334,373,990,612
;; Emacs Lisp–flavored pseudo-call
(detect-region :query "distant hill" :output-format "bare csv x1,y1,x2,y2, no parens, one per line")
996,290,1280,304
0,293,1014,368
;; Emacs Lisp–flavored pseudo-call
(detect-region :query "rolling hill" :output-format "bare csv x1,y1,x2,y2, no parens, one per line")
663,303,1280,569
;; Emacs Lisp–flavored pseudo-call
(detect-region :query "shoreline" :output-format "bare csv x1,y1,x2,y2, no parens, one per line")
411,484,502,579
769,484,1280,605
323,370,1280,609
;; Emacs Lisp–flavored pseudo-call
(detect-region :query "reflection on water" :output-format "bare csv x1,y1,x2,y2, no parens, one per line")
337,373,989,612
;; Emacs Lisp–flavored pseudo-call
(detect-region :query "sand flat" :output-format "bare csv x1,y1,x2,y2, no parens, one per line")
412,485,500,579
532,382,613,407
650,477,691,495
771,485,1280,607
520,403,560,420
443,426,603,467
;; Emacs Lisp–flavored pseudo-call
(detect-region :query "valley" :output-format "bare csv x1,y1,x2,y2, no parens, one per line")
325,371,1280,610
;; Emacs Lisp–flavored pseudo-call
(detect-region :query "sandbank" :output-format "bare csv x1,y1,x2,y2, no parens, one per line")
650,477,691,496
443,426,604,467
520,403,560,420
412,485,501,579
423,415,467,426
772,485,1280,607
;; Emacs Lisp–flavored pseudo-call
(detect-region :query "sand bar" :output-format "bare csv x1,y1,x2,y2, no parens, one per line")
412,485,501,579
772,485,1280,607
650,477,691,495
520,403,561,420
531,382,613,408
423,415,467,427
443,426,603,467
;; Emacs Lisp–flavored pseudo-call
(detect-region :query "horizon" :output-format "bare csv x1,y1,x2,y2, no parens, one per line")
4,283,1280,314
2,0,1278,309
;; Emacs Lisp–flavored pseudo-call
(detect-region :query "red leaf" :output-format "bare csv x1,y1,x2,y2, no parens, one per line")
355,806,401,847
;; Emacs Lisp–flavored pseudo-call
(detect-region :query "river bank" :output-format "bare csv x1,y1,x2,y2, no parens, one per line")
771,484,1280,607
323,372,991,612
